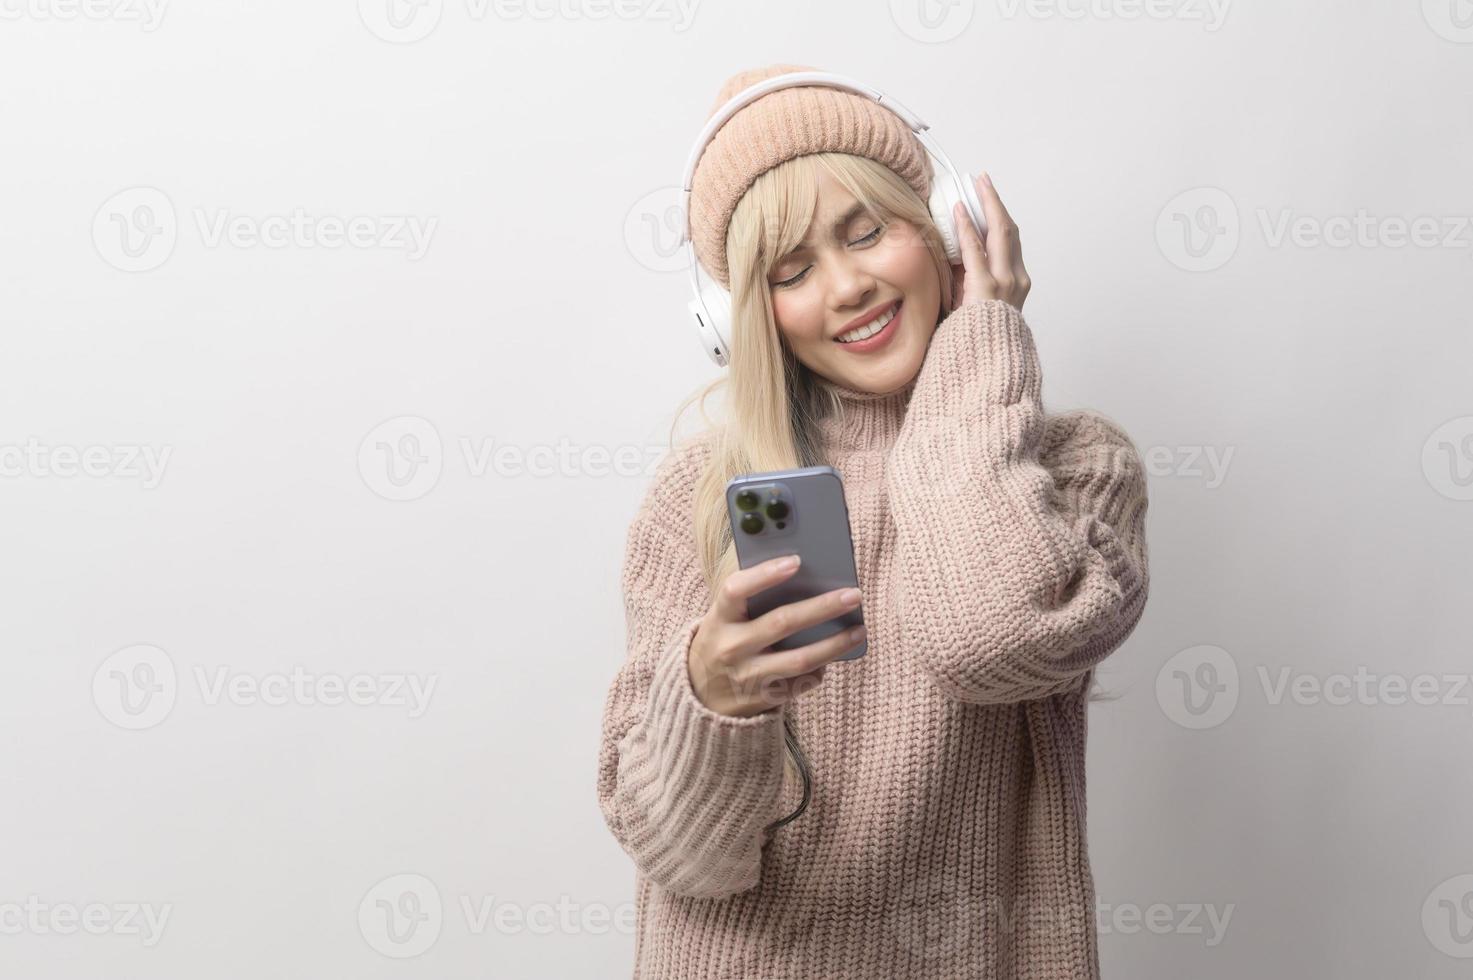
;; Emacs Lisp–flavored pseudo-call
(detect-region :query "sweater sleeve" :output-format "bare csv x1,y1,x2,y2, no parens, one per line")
885,299,1150,704
595,445,790,900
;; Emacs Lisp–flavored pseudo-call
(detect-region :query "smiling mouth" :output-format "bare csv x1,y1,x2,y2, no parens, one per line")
835,300,901,344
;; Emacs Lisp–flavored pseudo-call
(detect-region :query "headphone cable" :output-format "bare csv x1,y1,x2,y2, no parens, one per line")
761,715,811,845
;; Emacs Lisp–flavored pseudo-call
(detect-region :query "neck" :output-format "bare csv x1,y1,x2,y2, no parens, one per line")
813,374,918,454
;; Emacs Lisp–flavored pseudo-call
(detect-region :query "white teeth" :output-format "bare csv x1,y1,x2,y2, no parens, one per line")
837,305,898,344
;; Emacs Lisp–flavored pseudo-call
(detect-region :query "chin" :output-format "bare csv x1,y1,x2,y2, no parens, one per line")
845,361,918,395
877,347,925,388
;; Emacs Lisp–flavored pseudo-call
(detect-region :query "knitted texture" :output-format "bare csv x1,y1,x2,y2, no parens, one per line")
689,63,933,290
596,300,1151,978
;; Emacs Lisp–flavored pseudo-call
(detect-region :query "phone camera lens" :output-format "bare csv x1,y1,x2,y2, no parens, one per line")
735,490,760,511
764,499,789,520
740,512,763,535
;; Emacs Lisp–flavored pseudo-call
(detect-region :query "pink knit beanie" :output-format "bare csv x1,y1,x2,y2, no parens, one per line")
688,63,934,290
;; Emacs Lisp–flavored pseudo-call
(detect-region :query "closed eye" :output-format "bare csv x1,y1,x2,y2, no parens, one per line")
772,224,886,290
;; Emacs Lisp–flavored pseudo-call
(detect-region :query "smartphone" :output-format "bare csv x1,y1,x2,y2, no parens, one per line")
724,465,866,661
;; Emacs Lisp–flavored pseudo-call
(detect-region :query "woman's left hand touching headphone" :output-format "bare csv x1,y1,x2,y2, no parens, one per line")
951,172,1031,313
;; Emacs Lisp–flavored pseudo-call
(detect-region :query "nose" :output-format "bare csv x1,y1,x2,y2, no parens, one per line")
826,253,876,316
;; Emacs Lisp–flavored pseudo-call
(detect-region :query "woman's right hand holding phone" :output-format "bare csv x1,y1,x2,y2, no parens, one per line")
687,554,866,718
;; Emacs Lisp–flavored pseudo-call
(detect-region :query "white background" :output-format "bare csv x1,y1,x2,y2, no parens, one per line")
2,0,1471,977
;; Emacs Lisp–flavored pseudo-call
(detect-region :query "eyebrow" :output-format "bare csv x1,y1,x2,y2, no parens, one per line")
795,202,873,250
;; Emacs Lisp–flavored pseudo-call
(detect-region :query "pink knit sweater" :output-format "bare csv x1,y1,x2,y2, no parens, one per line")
597,299,1150,978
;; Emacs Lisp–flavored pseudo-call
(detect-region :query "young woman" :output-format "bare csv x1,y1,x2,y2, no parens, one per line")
596,64,1150,979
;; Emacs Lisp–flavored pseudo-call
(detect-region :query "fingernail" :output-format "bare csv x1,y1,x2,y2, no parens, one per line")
779,555,800,570
839,588,862,605
849,625,867,642
983,173,994,189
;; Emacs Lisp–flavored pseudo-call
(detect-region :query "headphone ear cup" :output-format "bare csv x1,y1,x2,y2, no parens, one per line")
927,162,987,265
690,271,733,367
928,171,966,265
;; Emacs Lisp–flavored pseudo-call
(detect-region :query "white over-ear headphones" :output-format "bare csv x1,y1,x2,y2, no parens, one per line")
677,71,987,368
